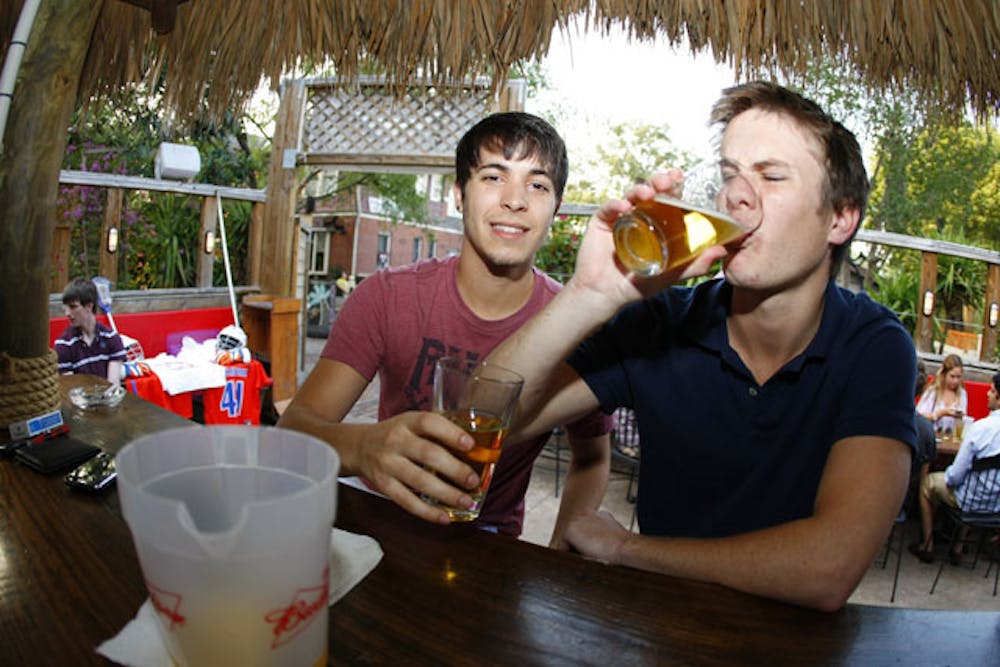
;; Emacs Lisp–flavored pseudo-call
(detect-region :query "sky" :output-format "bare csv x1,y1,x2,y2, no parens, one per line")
526,26,740,185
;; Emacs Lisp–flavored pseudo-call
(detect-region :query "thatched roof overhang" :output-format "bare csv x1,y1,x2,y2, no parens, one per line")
3,1,999,123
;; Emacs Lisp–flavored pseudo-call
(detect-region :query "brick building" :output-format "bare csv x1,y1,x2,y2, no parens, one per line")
301,172,464,288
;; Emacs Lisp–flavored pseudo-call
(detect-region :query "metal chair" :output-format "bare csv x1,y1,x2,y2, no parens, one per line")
878,508,909,603
550,427,566,498
610,408,640,529
929,453,1000,596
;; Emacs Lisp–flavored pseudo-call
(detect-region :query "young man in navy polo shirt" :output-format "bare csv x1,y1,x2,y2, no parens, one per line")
487,82,916,611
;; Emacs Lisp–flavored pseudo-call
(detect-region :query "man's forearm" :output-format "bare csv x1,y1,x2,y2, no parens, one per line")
549,434,611,548
616,519,867,612
488,281,617,438
611,438,910,611
277,404,373,476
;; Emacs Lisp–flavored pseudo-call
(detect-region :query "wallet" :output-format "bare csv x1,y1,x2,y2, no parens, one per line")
15,435,101,474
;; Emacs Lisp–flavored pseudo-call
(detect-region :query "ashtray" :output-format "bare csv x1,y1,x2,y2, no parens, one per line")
68,384,126,409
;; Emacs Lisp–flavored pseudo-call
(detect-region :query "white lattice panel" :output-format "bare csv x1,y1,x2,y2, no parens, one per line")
301,77,515,171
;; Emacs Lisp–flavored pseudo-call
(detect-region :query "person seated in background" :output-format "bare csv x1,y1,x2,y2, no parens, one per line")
485,81,916,612
909,360,938,509
335,271,356,297
279,111,612,542
54,278,125,382
909,371,1000,564
913,361,937,460
916,353,967,435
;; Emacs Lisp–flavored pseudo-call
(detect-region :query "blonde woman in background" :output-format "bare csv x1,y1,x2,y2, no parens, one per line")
916,354,968,434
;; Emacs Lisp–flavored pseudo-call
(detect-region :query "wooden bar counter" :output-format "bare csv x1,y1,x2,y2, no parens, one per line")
1,376,997,664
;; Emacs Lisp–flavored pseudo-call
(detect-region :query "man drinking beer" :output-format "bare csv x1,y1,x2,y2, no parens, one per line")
486,82,917,611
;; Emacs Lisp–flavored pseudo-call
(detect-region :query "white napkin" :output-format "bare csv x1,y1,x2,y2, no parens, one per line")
97,529,383,666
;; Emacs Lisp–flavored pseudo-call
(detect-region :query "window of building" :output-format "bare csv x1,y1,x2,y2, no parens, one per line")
445,177,460,218
412,236,423,262
377,232,391,269
309,230,331,275
428,238,437,258
429,174,444,201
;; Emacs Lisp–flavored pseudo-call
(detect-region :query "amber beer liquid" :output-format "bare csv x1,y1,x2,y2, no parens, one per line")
436,408,507,521
613,195,746,277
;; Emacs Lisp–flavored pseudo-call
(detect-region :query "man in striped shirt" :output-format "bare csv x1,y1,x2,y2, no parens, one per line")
54,278,125,382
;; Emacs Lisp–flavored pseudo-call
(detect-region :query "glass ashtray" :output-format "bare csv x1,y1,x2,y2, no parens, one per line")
68,384,126,409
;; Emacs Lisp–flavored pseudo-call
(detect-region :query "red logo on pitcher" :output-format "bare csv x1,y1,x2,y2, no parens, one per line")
264,567,329,649
146,580,186,629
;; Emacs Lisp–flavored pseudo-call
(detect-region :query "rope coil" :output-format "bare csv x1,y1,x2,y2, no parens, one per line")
0,349,61,428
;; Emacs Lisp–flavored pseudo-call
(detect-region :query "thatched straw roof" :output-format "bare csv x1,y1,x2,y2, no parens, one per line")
3,0,999,122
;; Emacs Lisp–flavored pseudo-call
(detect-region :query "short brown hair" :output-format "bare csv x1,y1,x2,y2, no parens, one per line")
710,81,869,276
455,112,568,202
62,278,98,313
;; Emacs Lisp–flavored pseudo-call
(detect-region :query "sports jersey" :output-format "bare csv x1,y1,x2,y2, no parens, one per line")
201,360,271,425
125,374,194,419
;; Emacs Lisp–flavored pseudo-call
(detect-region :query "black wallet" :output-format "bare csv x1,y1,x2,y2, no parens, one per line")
15,435,101,474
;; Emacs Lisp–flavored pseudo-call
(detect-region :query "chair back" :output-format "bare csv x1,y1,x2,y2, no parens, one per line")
612,408,640,456
956,453,1000,515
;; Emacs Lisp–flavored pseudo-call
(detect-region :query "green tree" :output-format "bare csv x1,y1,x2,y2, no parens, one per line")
534,215,585,282
787,56,999,344
592,122,694,199
298,170,429,225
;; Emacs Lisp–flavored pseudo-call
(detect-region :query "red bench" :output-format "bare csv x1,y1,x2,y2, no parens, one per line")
49,307,236,358
964,381,990,420
921,376,991,420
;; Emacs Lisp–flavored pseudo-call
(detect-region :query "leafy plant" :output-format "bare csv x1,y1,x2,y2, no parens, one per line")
128,192,201,288
56,83,268,291
307,281,333,324
534,215,585,282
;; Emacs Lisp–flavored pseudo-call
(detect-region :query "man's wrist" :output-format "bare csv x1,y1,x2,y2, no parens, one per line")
613,529,639,567
563,277,624,323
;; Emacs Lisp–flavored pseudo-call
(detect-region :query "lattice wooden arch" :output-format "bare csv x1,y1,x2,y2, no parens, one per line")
299,76,524,172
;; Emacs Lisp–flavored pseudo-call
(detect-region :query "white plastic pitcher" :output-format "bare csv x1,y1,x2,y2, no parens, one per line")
116,426,339,666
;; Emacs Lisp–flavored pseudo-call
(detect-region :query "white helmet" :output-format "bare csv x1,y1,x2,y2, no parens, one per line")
216,325,247,351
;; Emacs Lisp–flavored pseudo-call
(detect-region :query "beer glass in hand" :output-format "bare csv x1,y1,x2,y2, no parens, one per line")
613,163,764,277
423,357,524,521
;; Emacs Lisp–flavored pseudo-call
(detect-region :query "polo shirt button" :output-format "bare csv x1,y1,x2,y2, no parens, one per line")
748,387,759,397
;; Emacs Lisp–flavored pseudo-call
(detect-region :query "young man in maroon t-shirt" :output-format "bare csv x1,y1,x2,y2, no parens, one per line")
279,112,611,541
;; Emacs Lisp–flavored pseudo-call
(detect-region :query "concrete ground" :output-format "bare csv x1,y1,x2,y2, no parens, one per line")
302,336,999,611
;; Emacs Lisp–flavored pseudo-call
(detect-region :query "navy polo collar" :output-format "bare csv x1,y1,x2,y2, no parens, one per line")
691,279,848,375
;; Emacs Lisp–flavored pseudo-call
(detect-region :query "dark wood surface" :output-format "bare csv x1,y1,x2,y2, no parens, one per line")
937,435,961,459
1,376,998,665
0,375,192,666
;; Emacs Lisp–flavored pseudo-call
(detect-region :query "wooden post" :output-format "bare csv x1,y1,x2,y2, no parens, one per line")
248,201,264,287
50,223,72,292
981,264,1000,362
99,188,122,283
259,79,305,297
196,196,217,287
241,294,300,403
0,0,104,360
916,251,938,353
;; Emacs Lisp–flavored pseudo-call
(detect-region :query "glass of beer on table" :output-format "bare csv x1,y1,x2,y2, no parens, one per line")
422,357,524,521
613,163,764,277
954,411,966,439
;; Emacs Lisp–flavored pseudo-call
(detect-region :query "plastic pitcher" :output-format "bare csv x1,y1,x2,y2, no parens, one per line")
116,426,339,666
